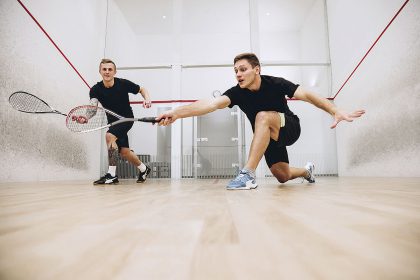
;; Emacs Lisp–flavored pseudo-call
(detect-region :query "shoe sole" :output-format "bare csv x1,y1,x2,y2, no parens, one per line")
226,184,258,190
136,176,148,183
93,181,119,185
226,187,258,190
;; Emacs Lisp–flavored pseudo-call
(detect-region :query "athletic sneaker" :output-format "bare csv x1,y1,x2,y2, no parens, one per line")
93,173,119,185
304,162,315,183
137,165,151,183
226,169,258,190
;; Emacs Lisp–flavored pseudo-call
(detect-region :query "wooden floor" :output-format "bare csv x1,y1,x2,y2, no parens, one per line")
0,177,419,280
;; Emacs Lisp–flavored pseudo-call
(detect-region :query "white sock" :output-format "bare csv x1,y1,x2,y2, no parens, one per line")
138,163,146,172
108,166,116,176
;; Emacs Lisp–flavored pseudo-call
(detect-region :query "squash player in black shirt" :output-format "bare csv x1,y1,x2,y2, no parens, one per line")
157,53,365,190
89,59,152,185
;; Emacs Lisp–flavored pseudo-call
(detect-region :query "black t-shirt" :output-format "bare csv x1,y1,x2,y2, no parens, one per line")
223,75,299,129
89,77,140,121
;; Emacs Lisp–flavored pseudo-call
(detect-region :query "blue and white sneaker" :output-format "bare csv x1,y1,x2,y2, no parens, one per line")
226,169,258,190
304,162,315,183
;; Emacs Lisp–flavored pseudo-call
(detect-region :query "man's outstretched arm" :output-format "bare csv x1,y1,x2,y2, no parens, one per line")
293,86,365,129
157,95,231,126
139,87,152,108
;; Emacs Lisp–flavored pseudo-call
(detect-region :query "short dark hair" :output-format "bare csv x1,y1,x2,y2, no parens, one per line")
234,53,260,68
99,58,116,71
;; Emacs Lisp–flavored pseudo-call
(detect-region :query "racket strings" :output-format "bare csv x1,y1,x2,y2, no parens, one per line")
9,92,53,113
66,106,108,132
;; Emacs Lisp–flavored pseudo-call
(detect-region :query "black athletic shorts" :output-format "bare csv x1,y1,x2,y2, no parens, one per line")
107,122,133,150
264,114,301,167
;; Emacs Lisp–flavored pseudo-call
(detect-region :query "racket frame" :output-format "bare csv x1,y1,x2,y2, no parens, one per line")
9,91,66,116
66,105,157,133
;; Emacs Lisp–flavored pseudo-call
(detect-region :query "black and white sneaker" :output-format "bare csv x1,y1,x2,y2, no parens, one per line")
93,173,119,185
304,162,315,183
137,165,151,183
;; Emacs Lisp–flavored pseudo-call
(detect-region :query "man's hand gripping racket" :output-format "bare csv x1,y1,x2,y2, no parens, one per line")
156,110,178,126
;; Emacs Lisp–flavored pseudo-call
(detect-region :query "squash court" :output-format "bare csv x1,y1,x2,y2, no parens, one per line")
1,0,419,279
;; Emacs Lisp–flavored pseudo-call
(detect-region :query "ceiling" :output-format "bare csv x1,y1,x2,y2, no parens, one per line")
111,0,319,34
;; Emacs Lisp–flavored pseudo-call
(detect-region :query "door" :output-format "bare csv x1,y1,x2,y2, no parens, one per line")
195,107,241,178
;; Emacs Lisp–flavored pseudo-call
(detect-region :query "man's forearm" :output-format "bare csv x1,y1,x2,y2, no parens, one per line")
140,88,150,100
306,93,337,115
174,99,217,118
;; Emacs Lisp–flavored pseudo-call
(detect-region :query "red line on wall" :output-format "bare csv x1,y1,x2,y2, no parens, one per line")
130,100,198,104
16,0,91,89
333,0,410,99
129,97,333,105
288,97,334,101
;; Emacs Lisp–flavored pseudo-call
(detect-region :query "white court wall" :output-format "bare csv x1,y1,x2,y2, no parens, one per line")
0,0,107,182
327,0,420,177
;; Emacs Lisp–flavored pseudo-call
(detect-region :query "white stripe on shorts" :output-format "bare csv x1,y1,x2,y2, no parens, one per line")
278,112,285,128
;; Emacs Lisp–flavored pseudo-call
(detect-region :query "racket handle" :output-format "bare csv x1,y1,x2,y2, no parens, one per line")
140,117,160,123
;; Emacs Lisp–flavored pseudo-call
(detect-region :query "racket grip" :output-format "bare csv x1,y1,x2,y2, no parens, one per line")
141,117,160,123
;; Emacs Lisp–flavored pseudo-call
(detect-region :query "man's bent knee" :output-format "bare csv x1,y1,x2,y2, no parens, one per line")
119,148,131,159
275,174,290,183
106,132,117,144
270,166,291,183
255,111,272,123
